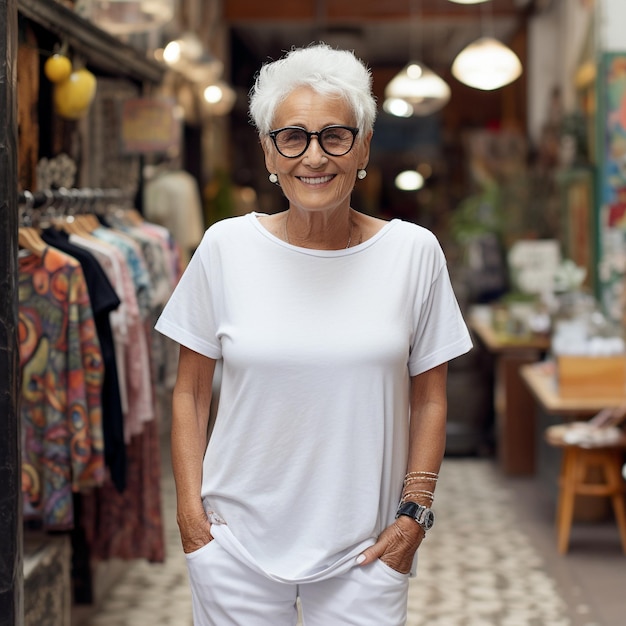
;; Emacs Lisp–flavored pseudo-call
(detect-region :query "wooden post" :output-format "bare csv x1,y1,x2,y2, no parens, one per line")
0,0,23,624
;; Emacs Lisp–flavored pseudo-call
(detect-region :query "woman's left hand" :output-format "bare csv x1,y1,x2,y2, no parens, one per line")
357,516,424,574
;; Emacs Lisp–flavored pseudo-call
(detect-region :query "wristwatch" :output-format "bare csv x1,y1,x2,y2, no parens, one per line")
396,501,435,532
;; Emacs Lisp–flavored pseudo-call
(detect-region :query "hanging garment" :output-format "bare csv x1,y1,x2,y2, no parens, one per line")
143,169,205,267
68,233,131,421
41,227,127,492
90,223,155,438
19,246,105,530
105,212,180,390
80,398,165,563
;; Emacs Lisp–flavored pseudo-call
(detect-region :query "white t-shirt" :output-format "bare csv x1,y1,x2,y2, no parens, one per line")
155,212,472,582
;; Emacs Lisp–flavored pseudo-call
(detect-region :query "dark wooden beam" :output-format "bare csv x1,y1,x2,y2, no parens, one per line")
223,0,524,23
0,0,23,623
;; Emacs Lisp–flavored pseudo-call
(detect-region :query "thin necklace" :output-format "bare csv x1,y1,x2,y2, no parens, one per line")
284,212,356,249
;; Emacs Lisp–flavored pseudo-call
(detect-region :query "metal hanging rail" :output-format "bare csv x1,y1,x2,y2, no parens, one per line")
18,187,133,208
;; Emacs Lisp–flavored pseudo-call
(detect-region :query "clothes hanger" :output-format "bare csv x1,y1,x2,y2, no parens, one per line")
62,214,94,237
102,189,143,226
56,188,98,236
123,207,144,226
18,191,47,257
18,226,47,257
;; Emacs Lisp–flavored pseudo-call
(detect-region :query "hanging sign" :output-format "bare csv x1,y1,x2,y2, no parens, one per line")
120,98,181,154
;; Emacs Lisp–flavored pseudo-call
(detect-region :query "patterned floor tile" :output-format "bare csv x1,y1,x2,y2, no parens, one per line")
405,459,575,626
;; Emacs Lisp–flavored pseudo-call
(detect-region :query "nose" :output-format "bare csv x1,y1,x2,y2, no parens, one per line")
304,135,327,164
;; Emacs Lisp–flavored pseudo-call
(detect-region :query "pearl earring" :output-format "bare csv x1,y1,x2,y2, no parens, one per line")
269,173,279,184
357,169,367,180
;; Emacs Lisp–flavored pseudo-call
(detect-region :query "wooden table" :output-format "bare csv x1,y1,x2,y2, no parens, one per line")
470,317,550,475
520,361,626,485
520,361,626,416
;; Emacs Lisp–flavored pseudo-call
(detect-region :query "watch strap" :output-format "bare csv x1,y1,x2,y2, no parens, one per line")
396,501,435,531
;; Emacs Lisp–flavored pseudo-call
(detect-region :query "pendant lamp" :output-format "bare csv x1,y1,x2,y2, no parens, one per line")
384,0,451,117
451,36,522,91
384,61,451,117
447,0,490,4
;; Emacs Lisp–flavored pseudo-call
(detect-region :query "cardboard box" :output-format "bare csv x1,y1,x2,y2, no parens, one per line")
557,355,626,398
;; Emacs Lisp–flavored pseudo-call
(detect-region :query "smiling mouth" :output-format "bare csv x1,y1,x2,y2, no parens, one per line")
298,174,335,185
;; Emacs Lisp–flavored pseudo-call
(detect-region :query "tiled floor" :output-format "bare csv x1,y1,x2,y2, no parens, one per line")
74,441,626,626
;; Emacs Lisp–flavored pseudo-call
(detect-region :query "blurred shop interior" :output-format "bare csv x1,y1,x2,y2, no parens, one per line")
5,0,626,623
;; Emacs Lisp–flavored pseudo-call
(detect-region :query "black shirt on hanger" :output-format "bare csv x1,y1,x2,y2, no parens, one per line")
41,227,127,492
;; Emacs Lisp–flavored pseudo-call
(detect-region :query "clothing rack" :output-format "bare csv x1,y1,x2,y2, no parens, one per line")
18,187,136,227
18,187,133,210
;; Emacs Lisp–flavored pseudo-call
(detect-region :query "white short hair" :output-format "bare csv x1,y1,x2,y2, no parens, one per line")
249,43,377,137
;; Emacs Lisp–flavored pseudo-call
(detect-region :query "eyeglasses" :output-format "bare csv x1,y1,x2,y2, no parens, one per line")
268,125,359,158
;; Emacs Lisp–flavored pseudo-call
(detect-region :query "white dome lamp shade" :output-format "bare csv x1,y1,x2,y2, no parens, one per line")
447,0,491,4
452,36,523,91
384,61,451,116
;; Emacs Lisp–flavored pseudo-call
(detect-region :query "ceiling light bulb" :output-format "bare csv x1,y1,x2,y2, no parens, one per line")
202,81,236,116
406,63,423,80
383,98,414,118
163,41,181,64
452,37,522,91
395,170,425,191
203,84,223,104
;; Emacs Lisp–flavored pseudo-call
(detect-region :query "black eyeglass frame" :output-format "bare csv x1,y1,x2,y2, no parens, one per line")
268,125,360,158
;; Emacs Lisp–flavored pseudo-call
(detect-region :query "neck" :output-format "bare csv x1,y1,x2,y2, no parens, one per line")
284,208,358,249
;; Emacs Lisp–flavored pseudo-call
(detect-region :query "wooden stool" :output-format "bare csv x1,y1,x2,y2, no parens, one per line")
545,425,626,554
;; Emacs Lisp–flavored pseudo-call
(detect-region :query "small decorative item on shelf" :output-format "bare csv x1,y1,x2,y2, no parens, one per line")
44,52,72,84
36,153,77,191
553,258,587,293
551,290,626,398
491,293,537,340
87,0,175,35
44,42,97,120
53,66,97,120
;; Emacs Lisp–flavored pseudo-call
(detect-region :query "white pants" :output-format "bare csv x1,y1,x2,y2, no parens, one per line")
185,539,410,626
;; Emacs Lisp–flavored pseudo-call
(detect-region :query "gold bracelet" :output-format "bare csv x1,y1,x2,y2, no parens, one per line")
401,490,434,503
403,476,438,486
404,471,439,481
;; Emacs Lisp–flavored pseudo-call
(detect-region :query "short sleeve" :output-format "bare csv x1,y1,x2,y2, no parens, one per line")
154,233,222,359
408,261,472,377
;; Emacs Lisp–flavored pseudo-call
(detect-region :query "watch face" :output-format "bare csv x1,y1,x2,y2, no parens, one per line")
422,510,435,530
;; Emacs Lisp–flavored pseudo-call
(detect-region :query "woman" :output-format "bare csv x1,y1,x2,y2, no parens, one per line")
155,43,472,625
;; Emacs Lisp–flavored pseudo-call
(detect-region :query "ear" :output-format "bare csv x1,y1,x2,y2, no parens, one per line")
358,130,373,170
262,136,277,176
